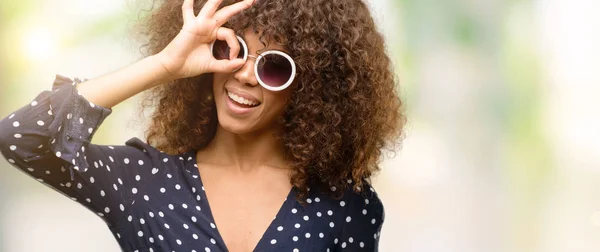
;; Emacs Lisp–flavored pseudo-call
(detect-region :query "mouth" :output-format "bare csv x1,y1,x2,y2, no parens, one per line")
226,90,261,108
224,88,262,115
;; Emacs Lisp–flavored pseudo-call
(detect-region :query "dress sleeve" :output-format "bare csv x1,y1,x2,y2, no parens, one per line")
0,75,159,225
336,185,385,251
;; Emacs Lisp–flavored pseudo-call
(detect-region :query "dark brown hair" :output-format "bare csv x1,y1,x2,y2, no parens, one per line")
133,0,406,199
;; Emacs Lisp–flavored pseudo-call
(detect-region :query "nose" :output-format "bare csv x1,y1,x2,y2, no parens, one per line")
233,55,258,87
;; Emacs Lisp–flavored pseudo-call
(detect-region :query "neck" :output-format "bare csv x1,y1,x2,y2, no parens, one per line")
198,124,288,173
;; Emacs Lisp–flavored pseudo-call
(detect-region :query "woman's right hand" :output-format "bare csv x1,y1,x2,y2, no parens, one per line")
155,0,254,80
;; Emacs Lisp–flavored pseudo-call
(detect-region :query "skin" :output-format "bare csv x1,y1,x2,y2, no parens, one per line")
196,29,296,251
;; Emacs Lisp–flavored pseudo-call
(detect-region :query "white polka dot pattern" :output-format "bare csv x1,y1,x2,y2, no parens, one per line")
0,75,385,251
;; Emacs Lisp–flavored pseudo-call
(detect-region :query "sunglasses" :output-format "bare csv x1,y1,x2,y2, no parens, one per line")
210,35,296,91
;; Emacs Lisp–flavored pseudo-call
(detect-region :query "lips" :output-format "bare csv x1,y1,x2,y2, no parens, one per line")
225,88,261,107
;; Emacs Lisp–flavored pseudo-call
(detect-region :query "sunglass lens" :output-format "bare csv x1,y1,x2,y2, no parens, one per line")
257,54,293,87
212,39,245,60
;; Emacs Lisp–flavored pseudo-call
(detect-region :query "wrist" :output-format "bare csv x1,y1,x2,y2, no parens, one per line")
148,53,179,84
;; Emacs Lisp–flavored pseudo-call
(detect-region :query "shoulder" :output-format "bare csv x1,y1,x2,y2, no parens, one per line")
95,137,192,179
340,181,385,250
123,137,195,160
340,181,384,225
123,137,161,156
311,181,385,249
119,137,186,164
115,137,198,191
311,180,384,226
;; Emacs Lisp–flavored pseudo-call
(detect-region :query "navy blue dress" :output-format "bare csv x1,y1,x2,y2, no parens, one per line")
0,75,384,252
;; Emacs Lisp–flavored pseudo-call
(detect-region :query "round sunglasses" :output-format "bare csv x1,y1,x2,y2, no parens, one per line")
210,35,296,92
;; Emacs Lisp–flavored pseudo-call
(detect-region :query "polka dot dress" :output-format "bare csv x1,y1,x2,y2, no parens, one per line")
0,75,385,251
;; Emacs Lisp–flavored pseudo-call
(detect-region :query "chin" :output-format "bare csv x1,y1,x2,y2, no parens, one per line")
216,116,256,135
215,106,281,137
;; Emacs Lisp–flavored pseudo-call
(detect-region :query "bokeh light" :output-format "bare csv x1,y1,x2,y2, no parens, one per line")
22,26,59,61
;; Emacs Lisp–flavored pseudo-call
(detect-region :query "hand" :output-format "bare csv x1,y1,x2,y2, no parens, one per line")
155,0,254,80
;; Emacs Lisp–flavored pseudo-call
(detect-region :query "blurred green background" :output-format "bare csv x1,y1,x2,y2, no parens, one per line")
1,0,599,251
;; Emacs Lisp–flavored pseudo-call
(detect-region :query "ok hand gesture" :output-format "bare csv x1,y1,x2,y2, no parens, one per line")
156,0,254,80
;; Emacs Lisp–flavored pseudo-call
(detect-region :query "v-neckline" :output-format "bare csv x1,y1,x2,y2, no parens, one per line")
187,150,296,252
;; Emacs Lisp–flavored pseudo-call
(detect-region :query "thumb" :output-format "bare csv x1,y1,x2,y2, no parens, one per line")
210,58,246,73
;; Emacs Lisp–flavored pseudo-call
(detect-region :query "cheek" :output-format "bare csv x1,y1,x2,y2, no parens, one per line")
263,91,293,117
212,73,227,89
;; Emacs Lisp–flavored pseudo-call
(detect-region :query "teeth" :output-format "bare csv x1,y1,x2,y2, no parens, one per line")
227,91,259,106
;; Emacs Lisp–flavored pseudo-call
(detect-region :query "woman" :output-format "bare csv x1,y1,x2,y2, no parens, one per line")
0,0,404,251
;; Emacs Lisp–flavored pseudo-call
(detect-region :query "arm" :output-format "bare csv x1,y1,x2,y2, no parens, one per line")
75,55,172,109
0,0,254,221
75,0,257,108
0,75,159,222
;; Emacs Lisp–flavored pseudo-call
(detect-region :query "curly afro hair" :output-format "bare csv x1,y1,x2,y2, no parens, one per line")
133,0,406,200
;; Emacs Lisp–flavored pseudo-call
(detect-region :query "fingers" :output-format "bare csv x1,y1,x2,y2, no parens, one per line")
213,0,255,26
216,27,241,60
210,58,246,73
198,0,223,18
181,0,196,21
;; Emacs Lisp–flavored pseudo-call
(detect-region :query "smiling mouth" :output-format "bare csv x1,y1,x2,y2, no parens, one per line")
226,90,261,108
